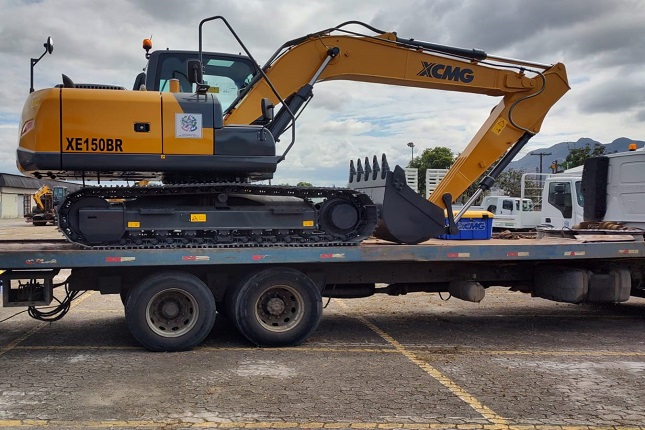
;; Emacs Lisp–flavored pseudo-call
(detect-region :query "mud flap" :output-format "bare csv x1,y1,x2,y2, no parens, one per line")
348,155,449,244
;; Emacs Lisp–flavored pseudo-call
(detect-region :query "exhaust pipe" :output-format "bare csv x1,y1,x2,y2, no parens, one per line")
348,155,452,244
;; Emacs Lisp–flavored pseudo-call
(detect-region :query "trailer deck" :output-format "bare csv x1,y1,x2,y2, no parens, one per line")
0,235,643,270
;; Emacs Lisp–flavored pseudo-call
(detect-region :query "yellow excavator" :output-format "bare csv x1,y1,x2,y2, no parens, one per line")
17,16,569,247
26,185,67,226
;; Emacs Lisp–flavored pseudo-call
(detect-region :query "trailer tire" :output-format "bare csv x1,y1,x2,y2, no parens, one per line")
125,272,216,352
120,289,130,306
219,286,238,319
230,268,322,347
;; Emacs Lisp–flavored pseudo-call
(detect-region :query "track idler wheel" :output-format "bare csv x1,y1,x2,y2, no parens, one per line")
318,197,360,239
348,155,449,244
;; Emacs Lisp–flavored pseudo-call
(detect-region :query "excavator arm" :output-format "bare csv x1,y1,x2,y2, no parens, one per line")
223,22,569,207
32,185,51,212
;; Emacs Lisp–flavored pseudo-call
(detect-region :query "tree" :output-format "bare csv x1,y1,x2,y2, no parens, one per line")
564,143,605,169
408,147,455,196
279,181,313,187
495,168,527,198
457,167,540,205
457,166,492,204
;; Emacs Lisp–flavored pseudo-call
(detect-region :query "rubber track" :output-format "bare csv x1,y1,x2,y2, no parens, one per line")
57,183,378,249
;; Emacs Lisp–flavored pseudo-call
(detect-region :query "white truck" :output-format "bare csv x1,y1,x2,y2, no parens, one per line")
540,171,583,229
416,148,645,231
540,148,645,230
449,148,645,231
473,195,541,230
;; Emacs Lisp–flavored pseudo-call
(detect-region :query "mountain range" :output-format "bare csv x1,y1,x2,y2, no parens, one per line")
507,137,645,173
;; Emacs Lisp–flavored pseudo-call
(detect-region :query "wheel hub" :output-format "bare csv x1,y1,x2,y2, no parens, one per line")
161,300,181,319
146,289,199,338
266,297,286,315
255,285,304,333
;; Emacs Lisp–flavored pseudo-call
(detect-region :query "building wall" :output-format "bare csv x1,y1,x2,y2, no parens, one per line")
0,187,37,218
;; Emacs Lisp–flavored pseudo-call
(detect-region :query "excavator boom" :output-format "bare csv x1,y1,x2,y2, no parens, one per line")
225,23,569,206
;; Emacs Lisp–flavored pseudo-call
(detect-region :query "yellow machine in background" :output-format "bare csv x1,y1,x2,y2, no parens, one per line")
26,185,67,226
16,16,568,247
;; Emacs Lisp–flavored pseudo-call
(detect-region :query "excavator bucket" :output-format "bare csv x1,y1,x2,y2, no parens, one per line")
348,155,448,244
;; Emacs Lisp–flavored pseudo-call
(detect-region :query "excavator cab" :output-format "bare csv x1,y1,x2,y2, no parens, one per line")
17,45,281,183
135,50,257,113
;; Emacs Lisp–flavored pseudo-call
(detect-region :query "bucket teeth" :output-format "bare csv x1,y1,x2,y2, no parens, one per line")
347,153,448,244
363,157,372,181
349,154,391,183
381,154,390,175
372,155,381,180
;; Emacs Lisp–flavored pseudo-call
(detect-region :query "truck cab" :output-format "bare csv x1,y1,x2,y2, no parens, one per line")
540,148,645,230
540,176,583,229
475,195,540,230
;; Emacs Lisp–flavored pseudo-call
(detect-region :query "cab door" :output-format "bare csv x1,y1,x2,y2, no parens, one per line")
161,92,218,155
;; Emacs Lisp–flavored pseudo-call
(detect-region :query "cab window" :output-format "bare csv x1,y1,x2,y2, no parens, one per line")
574,180,584,206
548,182,573,218
152,53,256,112
521,200,533,211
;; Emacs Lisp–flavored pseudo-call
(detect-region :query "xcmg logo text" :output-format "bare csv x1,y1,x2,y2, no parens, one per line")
418,62,474,83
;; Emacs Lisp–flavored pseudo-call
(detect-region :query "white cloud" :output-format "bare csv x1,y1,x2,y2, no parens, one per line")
0,124,19,175
1,0,644,187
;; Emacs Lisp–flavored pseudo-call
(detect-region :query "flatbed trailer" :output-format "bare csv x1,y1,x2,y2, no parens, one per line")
2,235,644,351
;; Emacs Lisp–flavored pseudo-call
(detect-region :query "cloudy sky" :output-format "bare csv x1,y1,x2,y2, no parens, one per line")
1,0,644,186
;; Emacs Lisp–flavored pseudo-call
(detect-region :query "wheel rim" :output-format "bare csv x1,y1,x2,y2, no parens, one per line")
146,288,199,338
254,284,305,333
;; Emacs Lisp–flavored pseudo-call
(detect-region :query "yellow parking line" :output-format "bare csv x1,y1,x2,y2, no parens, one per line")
476,349,645,357
74,309,124,313
410,348,645,357
335,301,508,426
0,323,46,358
200,346,399,353
0,292,94,358
0,419,643,429
10,342,645,357
13,345,399,354
9,344,644,358
14,345,141,351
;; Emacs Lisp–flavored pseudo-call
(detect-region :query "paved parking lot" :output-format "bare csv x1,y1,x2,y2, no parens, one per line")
1,220,645,429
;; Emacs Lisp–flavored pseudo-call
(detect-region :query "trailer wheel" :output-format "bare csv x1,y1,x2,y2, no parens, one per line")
119,289,130,306
230,268,322,347
125,272,216,351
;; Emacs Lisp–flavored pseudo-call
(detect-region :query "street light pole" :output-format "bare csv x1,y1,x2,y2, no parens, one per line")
407,142,415,163
531,151,552,174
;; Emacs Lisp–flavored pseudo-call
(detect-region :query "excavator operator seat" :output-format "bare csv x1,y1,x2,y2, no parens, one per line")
158,57,193,92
